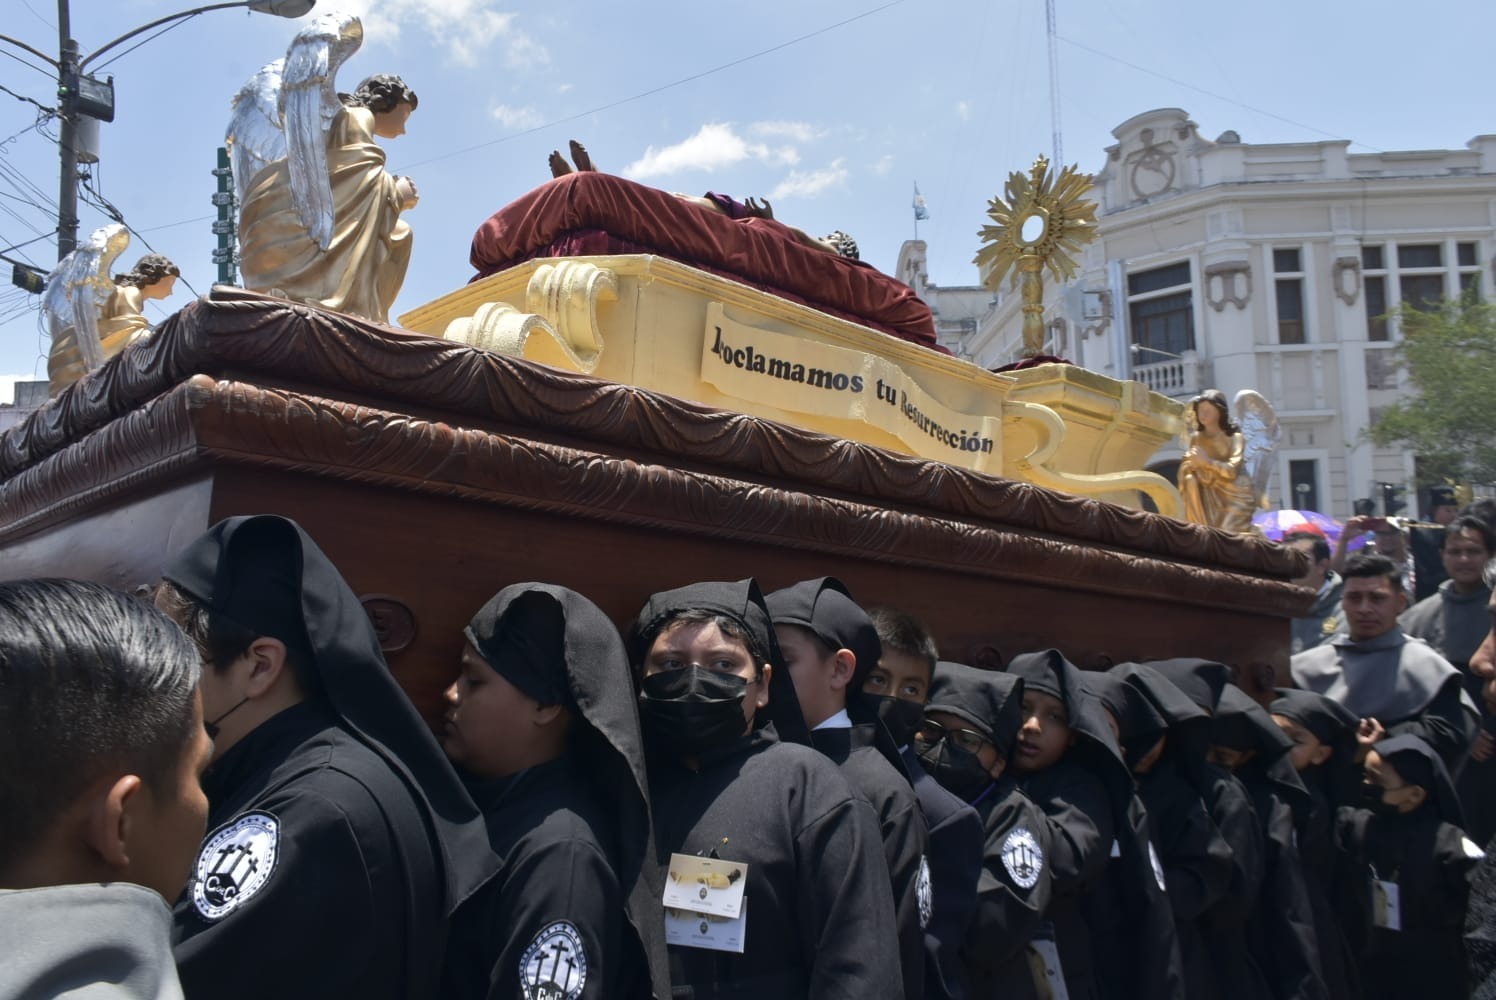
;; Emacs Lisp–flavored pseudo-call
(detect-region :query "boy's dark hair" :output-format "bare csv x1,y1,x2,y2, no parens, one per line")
1282,530,1330,563
865,606,938,679
1445,514,1496,555
635,607,768,678
1342,551,1404,592
154,580,320,697
0,579,201,870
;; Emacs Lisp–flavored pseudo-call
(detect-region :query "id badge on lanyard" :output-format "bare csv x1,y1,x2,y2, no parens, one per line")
1370,868,1402,931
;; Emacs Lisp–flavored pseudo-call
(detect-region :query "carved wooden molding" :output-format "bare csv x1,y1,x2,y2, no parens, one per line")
0,289,1301,582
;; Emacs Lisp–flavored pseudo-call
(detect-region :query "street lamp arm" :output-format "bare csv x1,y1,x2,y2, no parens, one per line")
0,33,60,69
79,2,254,70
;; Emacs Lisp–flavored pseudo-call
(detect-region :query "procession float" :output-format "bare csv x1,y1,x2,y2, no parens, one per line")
0,12,1307,721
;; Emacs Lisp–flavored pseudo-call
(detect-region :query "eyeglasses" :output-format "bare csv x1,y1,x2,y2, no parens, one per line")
917,719,991,755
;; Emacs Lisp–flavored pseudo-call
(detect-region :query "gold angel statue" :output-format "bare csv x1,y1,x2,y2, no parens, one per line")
1178,389,1281,534
43,223,180,396
226,12,418,324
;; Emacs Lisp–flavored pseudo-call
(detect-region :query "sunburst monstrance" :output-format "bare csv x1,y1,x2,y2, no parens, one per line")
973,155,1099,358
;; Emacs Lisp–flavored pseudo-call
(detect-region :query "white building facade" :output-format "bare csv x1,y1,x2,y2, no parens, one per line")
949,107,1496,520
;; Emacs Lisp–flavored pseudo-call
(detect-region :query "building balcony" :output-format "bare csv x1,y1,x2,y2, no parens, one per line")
1132,351,1208,400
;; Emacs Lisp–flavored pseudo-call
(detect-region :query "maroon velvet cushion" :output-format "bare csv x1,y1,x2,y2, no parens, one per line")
468,172,942,351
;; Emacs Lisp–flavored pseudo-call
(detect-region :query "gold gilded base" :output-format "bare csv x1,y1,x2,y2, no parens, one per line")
400,255,1184,514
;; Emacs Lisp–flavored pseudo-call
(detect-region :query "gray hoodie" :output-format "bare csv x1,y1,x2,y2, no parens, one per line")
0,883,184,999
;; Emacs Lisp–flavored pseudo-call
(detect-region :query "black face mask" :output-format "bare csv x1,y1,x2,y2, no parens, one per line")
204,696,251,740
875,696,925,749
918,740,994,802
638,667,750,756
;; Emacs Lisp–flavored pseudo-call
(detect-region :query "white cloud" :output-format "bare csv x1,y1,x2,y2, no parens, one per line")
557,82,574,94
492,103,544,129
338,1,549,68
871,153,895,176
749,120,824,143
956,100,971,121
770,159,849,201
623,123,799,180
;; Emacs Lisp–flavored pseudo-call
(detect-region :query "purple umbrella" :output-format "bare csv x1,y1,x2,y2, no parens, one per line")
1252,509,1344,544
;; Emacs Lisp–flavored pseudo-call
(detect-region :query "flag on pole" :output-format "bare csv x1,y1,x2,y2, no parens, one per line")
913,183,929,221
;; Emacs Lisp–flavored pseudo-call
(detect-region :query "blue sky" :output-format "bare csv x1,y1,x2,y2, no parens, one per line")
3,0,1495,384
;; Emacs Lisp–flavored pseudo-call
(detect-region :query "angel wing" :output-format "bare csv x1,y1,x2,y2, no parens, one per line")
1233,389,1282,505
226,58,287,205
42,223,130,373
280,12,364,250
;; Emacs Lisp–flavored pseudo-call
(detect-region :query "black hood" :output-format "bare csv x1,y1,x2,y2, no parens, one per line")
1270,687,1359,756
1146,657,1231,715
1082,670,1166,753
1374,733,1465,827
1006,649,1132,807
1214,683,1311,815
629,579,809,745
1111,662,1212,780
764,577,882,692
467,583,670,998
162,515,498,913
926,660,1025,754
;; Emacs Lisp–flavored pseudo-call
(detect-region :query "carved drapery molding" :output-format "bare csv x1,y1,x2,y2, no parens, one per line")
1204,261,1252,312
0,376,1308,617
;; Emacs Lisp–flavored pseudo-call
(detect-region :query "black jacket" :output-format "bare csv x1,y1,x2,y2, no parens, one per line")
903,748,982,1000
811,724,928,1000
443,756,650,1000
649,726,902,1000
173,704,443,1000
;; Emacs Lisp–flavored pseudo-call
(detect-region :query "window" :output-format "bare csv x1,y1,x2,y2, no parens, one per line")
1273,247,1306,344
1363,245,1389,341
1398,244,1442,269
1288,459,1320,513
1128,262,1195,358
1459,242,1482,300
1402,274,1445,312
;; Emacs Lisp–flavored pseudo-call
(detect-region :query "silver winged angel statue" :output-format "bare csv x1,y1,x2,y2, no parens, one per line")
1177,388,1281,534
42,223,182,396
227,11,420,323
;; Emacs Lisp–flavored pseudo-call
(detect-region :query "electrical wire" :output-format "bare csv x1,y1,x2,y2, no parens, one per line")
0,45,55,80
88,14,199,74
79,174,201,296
1056,34,1384,153
0,82,54,116
0,231,54,257
393,0,908,172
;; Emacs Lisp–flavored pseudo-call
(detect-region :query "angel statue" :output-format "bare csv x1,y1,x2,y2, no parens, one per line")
227,12,419,324
1177,388,1281,534
44,223,180,396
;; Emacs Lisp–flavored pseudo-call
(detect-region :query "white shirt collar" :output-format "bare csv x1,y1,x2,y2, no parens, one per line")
813,708,852,731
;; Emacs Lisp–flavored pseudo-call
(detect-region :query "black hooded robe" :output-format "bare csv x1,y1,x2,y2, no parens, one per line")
903,748,983,1000
1007,651,1184,1000
1215,686,1327,1000
165,516,497,1000
441,584,671,1000
634,580,901,1000
924,661,1051,1000
1150,659,1273,1000
1336,736,1483,1000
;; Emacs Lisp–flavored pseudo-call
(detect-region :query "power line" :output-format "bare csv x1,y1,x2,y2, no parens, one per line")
0,45,55,80
0,231,54,257
0,82,55,116
89,14,199,73
394,0,908,172
1056,34,1384,153
79,174,201,296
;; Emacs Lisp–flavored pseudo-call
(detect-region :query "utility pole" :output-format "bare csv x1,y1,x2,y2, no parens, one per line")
55,2,78,261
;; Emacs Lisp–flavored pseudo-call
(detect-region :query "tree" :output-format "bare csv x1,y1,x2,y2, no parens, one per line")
1367,294,1496,486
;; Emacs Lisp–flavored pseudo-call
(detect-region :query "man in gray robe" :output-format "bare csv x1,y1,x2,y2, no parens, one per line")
1291,551,1478,773
1284,530,1345,654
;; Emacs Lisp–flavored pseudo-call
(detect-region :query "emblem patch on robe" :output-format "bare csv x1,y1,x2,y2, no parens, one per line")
916,855,933,928
520,921,587,1000
191,811,280,921
1002,827,1044,890
1149,842,1167,891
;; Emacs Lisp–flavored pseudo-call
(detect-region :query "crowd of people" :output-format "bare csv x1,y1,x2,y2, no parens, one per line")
4,507,1496,1000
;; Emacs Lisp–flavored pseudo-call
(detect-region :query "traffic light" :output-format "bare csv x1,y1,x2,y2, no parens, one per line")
1380,482,1406,517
